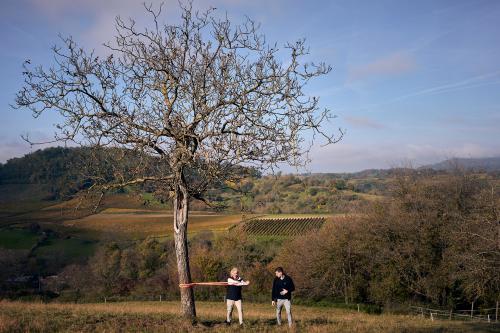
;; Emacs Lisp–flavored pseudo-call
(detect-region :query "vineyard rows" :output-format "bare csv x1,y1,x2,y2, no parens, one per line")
243,217,326,236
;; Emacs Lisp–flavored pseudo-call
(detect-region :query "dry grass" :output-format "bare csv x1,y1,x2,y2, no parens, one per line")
62,212,243,239
0,194,138,227
0,300,497,333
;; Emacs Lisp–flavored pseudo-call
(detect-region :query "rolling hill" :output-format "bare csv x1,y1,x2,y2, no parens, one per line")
421,156,500,171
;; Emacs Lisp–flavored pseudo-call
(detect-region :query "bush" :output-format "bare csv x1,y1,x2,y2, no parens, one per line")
274,170,500,309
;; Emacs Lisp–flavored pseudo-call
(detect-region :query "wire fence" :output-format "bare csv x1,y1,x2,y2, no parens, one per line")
410,305,499,323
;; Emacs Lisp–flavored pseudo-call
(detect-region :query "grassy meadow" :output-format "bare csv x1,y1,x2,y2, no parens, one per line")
1,300,498,333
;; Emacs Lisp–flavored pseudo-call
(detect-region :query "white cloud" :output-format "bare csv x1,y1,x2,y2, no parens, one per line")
348,52,416,82
344,116,385,129
28,0,180,53
298,141,500,173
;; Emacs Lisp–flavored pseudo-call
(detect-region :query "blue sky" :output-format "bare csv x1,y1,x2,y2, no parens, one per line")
1,0,499,172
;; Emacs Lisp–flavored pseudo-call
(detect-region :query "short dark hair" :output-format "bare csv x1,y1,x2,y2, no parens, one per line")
275,267,284,273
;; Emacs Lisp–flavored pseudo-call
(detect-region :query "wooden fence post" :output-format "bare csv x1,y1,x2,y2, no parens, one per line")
496,301,498,322
471,301,474,318
357,304,360,312
449,309,452,320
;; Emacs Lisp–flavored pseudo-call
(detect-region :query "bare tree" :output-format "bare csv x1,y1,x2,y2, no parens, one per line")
14,2,341,318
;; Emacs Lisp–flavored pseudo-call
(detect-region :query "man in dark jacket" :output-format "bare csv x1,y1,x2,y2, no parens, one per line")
271,267,295,327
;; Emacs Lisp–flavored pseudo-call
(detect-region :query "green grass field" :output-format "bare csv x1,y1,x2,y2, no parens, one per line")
0,228,39,249
0,300,497,333
35,237,97,259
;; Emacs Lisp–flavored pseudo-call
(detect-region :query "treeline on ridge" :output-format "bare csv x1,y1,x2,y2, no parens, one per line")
4,146,492,214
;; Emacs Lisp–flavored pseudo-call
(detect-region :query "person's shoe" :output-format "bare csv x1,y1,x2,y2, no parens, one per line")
225,320,231,326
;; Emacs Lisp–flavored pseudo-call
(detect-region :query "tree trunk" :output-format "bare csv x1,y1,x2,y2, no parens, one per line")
173,180,196,319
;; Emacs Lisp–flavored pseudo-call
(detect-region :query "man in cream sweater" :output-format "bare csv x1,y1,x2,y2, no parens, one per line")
226,267,250,325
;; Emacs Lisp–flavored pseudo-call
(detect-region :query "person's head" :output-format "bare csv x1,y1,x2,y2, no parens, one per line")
275,267,284,278
230,267,239,278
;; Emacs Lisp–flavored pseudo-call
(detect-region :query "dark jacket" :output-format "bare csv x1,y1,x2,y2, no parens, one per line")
272,275,295,301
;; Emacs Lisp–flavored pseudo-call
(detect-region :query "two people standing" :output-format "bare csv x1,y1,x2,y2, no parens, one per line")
225,266,295,327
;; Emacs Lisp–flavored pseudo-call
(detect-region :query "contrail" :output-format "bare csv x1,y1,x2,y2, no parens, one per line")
338,70,500,114
388,69,500,103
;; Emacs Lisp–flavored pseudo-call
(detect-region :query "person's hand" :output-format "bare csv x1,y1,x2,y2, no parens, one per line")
272,301,276,306
244,280,250,285
280,289,288,295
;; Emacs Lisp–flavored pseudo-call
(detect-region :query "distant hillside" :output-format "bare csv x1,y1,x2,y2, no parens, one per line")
0,147,259,209
0,147,388,215
3,148,499,216
421,157,500,172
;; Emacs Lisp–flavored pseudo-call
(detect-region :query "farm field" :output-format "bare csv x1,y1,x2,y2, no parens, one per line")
0,300,497,333
0,186,340,245
242,217,326,236
0,188,251,245
0,189,146,227
62,209,247,239
0,190,338,258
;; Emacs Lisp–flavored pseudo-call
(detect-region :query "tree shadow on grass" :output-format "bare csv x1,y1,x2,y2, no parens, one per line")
196,318,499,333
197,318,277,329
197,317,333,329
